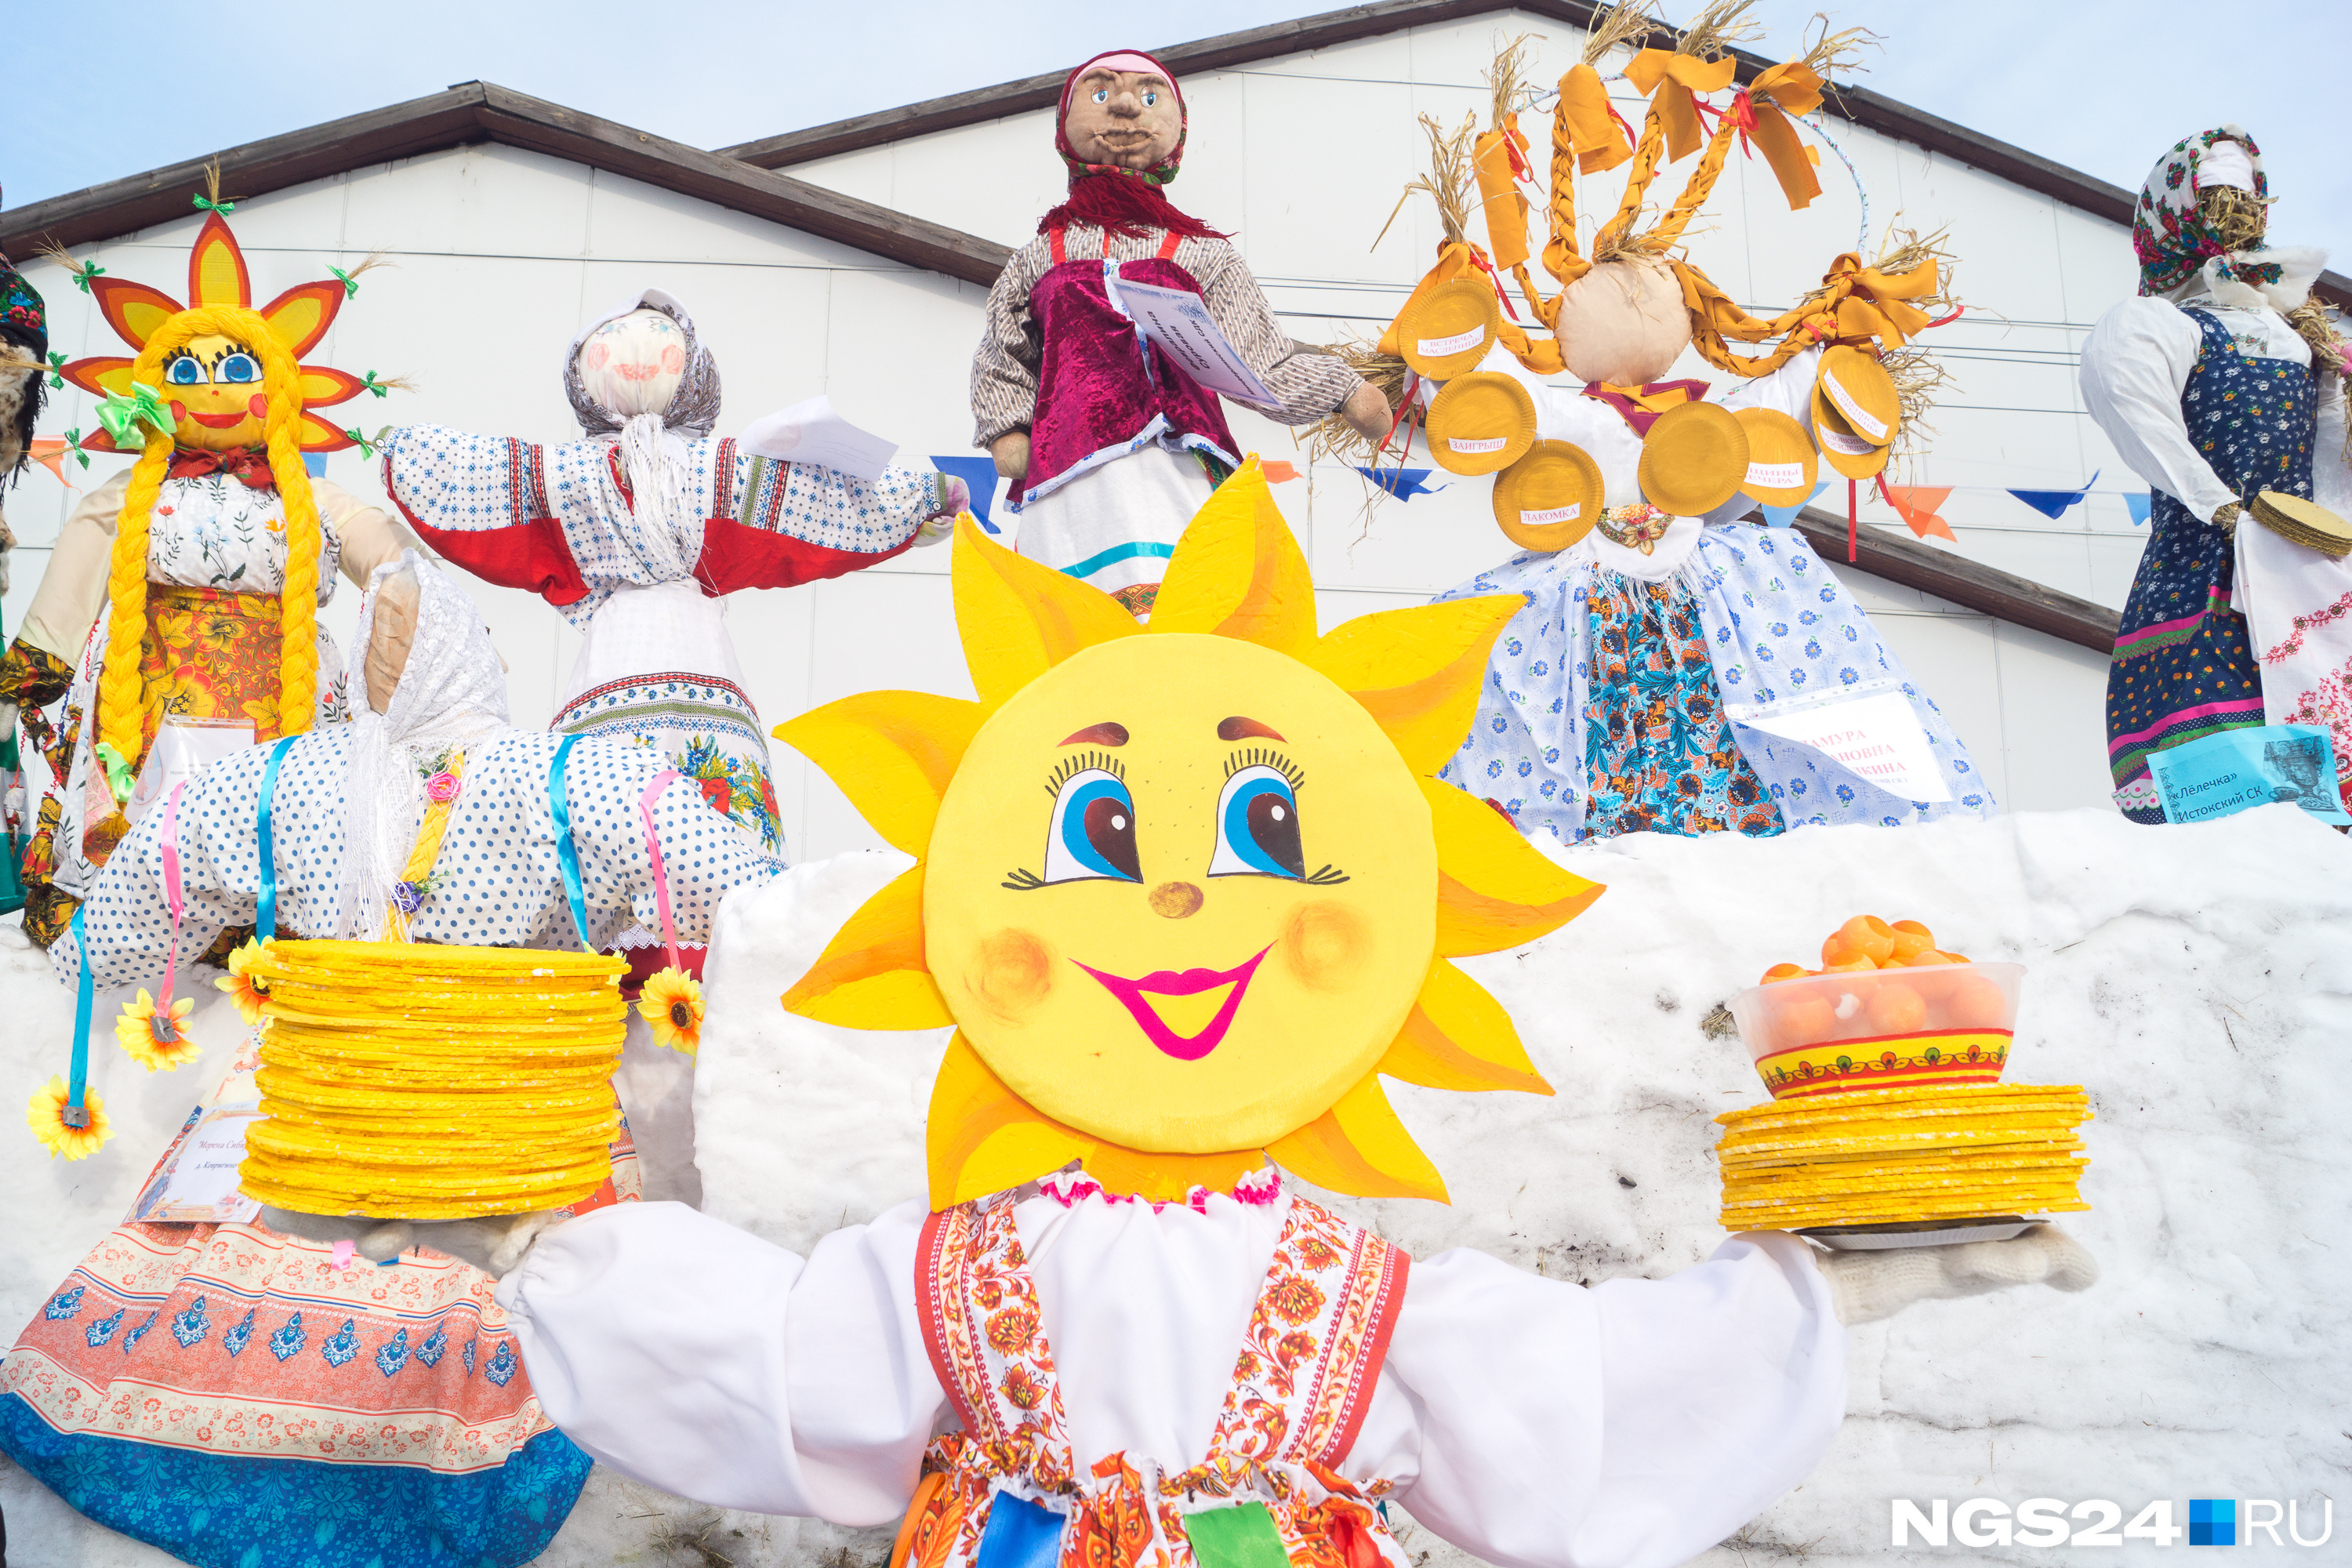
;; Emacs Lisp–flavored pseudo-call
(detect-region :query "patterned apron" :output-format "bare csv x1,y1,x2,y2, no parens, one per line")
895,1191,1411,1568
2106,307,2316,822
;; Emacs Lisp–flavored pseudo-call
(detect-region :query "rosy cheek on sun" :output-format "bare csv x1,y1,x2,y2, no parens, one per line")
966,927,1056,1024
1279,899,1370,993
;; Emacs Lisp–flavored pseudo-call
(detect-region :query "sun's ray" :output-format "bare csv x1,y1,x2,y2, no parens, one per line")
775,691,984,856
296,367,369,409
1147,458,1317,657
89,278,184,353
952,517,1141,707
781,866,953,1030
296,412,358,452
1305,597,1526,775
1378,956,1552,1094
187,213,252,310
1266,1076,1449,1202
259,280,347,360
58,358,136,400
929,1033,1095,1205
1424,779,1603,955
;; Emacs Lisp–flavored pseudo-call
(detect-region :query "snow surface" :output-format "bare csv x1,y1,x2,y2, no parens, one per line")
5,804,2349,1566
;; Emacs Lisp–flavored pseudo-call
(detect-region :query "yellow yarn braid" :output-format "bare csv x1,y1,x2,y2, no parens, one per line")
96,306,324,789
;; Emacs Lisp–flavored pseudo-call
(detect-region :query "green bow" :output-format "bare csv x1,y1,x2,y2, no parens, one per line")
62,427,93,469
95,385,177,448
191,192,237,216
329,267,361,299
45,351,66,390
93,742,137,807
68,260,105,294
360,369,392,398
343,426,379,458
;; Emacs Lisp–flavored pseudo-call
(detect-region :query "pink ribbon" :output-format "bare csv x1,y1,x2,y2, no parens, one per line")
157,783,187,1011
636,772,684,971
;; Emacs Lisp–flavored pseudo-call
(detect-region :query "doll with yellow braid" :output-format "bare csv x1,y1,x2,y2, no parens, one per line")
1,183,418,946
1358,3,1993,846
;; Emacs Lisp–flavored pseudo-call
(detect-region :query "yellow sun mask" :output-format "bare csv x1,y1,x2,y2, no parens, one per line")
779,460,1602,1208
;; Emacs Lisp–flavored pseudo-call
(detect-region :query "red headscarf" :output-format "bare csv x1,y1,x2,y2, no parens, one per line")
1040,48,1232,242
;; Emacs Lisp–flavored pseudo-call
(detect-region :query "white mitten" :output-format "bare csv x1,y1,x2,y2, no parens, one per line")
1817,1224,2098,1325
259,1206,561,1279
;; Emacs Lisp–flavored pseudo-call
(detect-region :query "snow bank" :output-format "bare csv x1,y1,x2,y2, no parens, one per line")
7,804,2348,1566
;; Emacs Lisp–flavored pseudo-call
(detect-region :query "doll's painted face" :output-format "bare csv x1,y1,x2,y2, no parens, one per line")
1063,69,1181,171
1553,259,1693,386
577,307,687,419
158,333,268,451
924,633,1438,1153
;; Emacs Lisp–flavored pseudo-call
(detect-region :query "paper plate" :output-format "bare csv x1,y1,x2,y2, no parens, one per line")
1798,1215,2037,1250
1493,440,1604,552
1810,383,1890,480
1394,277,1501,379
2251,491,2352,560
1425,372,1537,475
1637,401,1748,517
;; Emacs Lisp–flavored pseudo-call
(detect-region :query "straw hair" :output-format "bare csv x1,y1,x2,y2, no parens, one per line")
1582,0,1659,65
97,304,325,787
1304,336,1410,471
1673,0,1760,61
1486,32,1538,129
1377,113,1480,251
30,237,82,277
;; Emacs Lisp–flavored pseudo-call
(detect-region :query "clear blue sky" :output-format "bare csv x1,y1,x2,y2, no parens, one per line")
6,1,2345,270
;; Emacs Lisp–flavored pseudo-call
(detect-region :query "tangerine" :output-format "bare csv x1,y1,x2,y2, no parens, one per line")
1760,963,1808,986
1867,982,1928,1033
1837,915,1896,964
1946,975,2009,1029
1773,995,1838,1047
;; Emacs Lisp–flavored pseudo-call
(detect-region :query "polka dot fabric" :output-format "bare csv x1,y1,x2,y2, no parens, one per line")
53,728,789,992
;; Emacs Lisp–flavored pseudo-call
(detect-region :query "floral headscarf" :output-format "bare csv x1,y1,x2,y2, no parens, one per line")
2132,125,2277,298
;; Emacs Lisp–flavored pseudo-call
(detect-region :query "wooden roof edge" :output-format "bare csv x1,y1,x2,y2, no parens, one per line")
1784,506,2120,655
0,82,1014,289
717,0,2352,310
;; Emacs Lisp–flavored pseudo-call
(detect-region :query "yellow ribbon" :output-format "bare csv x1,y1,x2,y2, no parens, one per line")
1472,123,1532,271
1381,242,1563,378
1668,252,1944,379
1556,62,1633,175
1621,49,1738,164
1736,60,1828,212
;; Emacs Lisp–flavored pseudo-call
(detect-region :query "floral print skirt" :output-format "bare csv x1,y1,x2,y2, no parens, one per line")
1584,579,1784,839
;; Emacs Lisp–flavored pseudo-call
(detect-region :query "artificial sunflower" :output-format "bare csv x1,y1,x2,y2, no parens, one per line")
639,966,705,1054
116,989,202,1071
216,938,270,1025
27,1075,112,1160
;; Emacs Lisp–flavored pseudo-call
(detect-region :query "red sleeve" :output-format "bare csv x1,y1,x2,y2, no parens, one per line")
691,517,914,596
383,443,590,608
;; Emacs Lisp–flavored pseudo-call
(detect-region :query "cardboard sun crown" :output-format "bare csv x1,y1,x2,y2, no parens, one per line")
777,460,1603,1207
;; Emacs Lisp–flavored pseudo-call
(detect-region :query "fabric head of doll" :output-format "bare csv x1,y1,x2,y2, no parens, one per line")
1041,49,1230,242
563,288,722,437
2129,126,2324,312
337,550,514,938
1552,258,1694,386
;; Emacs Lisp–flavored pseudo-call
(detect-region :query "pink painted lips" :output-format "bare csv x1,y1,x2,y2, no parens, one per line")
1075,947,1272,1061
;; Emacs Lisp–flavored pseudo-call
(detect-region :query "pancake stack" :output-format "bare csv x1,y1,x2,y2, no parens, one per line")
1716,1082,2091,1232
239,940,628,1218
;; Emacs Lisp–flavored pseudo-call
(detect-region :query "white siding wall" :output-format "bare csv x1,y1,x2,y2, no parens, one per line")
791,9,2143,815
5,10,2148,876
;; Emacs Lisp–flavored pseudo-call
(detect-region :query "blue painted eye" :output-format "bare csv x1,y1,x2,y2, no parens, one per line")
1042,768,1141,884
164,357,205,386
217,352,260,384
1142,90,1159,106
1091,88,1109,103
1208,765,1303,880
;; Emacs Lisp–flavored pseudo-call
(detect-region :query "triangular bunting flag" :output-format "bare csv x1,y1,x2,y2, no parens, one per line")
27,437,79,488
2124,493,2153,527
1353,465,1443,499
1882,482,1956,543
1760,481,1830,529
2007,469,2098,521
1259,459,1301,485
929,456,1004,533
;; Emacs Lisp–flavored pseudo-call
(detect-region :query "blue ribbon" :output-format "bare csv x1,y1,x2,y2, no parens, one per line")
550,735,589,947
67,908,93,1125
256,737,296,938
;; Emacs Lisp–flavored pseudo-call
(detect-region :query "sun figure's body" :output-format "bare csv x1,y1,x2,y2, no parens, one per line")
780,459,1602,1207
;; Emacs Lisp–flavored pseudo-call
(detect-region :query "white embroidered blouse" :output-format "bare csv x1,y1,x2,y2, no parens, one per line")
497,1178,1846,1568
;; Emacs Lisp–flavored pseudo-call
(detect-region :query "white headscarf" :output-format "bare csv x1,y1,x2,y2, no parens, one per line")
336,550,514,940
562,288,724,583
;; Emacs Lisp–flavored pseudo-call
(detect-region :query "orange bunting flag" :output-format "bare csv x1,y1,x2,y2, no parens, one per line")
1259,460,1302,485
27,437,79,488
1882,483,1956,543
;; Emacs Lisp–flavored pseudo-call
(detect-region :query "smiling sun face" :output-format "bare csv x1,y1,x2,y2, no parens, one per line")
779,462,1602,1207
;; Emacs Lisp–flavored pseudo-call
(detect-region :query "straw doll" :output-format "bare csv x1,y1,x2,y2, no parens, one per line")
0,193,416,949
1365,8,1992,843
972,48,1393,617
2082,127,2352,822
446,484,2089,1568
6,554,786,1568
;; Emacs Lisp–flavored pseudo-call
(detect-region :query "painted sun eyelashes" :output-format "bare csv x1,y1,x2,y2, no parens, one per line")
162,343,261,387
1007,741,1348,889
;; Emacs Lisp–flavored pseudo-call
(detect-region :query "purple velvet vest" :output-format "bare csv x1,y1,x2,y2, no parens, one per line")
1020,227,1240,505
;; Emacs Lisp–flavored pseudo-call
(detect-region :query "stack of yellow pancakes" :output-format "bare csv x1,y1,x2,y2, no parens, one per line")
1715,1083,2092,1232
239,940,629,1218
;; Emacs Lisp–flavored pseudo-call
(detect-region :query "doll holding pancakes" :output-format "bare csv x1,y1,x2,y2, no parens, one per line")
1374,12,1994,844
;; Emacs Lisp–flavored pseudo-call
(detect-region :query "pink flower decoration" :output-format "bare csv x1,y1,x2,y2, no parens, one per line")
423,771,461,804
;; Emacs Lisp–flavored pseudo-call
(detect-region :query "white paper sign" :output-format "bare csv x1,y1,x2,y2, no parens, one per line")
738,396,898,481
129,1103,264,1224
1449,436,1508,454
1746,461,1804,489
1417,325,1488,358
1111,279,1280,407
1728,689,1952,803
1521,503,1582,525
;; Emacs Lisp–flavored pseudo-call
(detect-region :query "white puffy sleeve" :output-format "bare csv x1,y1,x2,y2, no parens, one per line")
2081,298,2238,522
1715,343,1823,422
1349,1232,1845,1568
497,1200,946,1522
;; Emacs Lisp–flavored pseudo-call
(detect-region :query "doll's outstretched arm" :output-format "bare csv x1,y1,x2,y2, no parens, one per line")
1196,246,1369,426
1816,1224,2097,1326
973,244,1048,470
